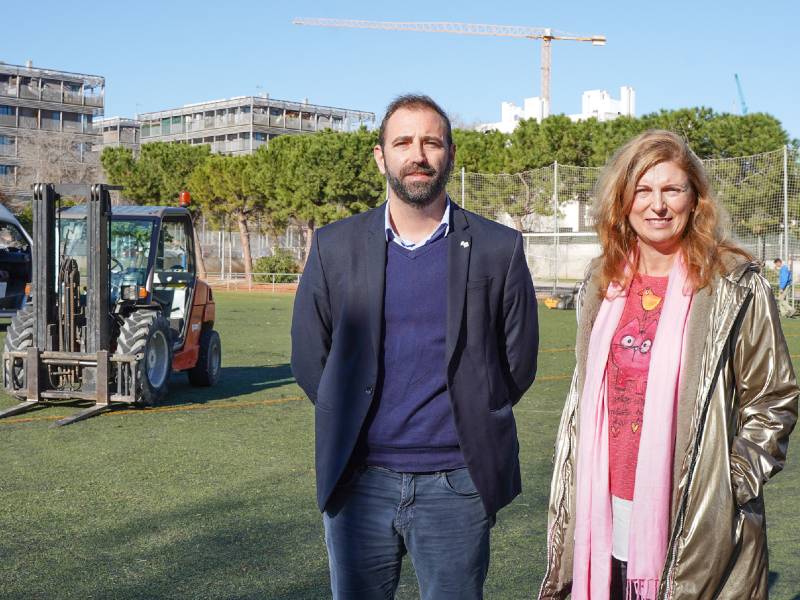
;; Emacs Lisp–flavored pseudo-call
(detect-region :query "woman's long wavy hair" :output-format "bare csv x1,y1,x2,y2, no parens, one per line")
593,130,750,295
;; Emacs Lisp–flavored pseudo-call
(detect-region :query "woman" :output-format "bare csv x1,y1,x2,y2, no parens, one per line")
538,130,798,600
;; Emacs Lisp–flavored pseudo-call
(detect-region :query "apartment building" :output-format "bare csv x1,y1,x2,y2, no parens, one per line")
96,117,140,152
135,95,375,155
0,61,104,200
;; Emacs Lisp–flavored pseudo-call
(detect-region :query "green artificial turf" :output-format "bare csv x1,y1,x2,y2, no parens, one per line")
0,293,797,599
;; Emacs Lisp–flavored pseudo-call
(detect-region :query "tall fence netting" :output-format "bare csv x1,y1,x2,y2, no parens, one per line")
201,147,799,298
446,147,800,296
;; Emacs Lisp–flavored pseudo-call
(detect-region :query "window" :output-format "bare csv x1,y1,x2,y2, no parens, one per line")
41,110,61,130
157,219,194,274
63,112,81,132
0,223,28,251
0,135,16,157
0,165,15,175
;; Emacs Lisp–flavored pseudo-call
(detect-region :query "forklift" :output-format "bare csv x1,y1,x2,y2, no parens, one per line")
1,184,221,426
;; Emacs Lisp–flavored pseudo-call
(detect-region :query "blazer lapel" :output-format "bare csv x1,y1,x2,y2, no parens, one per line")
365,204,387,359
446,205,471,367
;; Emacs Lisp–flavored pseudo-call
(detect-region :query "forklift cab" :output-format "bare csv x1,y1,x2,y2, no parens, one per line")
152,215,196,345
58,205,198,347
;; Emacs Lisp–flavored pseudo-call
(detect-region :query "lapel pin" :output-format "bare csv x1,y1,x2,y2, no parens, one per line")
460,240,470,248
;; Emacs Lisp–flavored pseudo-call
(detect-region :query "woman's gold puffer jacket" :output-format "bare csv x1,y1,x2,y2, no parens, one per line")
538,259,798,599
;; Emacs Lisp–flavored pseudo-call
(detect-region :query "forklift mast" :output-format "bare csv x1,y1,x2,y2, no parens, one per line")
32,183,113,356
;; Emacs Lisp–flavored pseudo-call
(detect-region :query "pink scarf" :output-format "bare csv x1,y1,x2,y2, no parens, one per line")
572,256,693,600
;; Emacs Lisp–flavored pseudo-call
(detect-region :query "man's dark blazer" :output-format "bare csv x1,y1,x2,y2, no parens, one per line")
291,202,538,516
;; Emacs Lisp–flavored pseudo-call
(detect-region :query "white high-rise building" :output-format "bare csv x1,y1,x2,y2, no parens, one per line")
478,86,635,132
569,86,635,122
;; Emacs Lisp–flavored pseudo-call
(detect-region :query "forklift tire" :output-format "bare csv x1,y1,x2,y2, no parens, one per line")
2,303,34,397
116,310,173,407
188,329,221,387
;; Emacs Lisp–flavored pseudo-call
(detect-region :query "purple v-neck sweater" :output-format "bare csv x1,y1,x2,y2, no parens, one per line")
361,232,465,472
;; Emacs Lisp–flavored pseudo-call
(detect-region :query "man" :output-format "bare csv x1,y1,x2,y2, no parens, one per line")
291,94,538,599
774,258,794,317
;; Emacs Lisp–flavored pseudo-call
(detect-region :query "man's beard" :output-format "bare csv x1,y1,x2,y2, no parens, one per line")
386,159,453,209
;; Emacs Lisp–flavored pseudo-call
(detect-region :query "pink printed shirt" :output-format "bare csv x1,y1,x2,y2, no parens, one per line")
607,273,669,500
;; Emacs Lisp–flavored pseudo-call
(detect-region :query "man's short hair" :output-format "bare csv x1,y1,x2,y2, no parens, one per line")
378,94,453,149
775,258,783,265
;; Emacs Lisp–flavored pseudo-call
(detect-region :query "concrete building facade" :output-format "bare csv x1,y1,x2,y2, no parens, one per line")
96,117,140,152
127,95,375,156
0,61,104,200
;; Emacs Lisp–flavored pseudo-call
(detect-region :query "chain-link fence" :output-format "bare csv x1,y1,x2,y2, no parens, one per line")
198,146,800,298
446,146,800,297
196,218,307,275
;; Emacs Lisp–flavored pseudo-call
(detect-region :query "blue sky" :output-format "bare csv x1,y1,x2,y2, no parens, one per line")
3,0,798,142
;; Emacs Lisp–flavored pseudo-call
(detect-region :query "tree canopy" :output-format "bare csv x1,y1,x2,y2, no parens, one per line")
98,107,795,269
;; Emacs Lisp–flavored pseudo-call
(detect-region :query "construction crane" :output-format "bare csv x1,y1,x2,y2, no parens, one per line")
734,73,748,115
293,18,606,118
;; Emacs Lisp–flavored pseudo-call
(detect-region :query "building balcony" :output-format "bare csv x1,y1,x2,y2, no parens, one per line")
0,114,16,127
0,84,17,98
42,89,62,102
62,119,82,133
18,85,40,100
64,91,83,105
211,139,250,153
40,119,60,132
18,116,37,129
0,145,16,157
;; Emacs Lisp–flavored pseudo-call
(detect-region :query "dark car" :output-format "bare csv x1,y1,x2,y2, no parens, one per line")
0,204,31,316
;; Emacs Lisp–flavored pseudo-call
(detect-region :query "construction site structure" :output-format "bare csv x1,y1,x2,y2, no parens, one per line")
293,18,606,118
0,61,104,201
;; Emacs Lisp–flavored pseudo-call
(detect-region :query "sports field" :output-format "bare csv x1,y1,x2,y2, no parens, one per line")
0,292,797,599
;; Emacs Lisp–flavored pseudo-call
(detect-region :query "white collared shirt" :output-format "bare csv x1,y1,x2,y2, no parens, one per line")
384,196,451,250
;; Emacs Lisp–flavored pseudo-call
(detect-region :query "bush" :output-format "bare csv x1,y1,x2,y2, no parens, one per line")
254,250,300,283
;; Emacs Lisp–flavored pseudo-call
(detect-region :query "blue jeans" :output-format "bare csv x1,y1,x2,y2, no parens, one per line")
323,466,494,600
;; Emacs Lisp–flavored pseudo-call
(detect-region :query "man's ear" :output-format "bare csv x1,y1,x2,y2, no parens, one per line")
373,144,386,175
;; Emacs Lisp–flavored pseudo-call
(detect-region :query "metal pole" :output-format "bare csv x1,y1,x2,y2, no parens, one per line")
784,145,791,304
461,166,465,210
552,161,559,295
783,144,789,261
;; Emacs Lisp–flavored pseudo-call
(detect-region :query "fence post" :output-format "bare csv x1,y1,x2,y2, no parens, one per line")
784,145,792,304
552,161,559,296
461,167,465,210
784,144,789,262
219,224,224,279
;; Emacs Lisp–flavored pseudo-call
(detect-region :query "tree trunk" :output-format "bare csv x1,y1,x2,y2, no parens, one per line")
193,221,208,280
301,221,315,271
192,214,208,279
511,214,524,232
236,213,253,284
